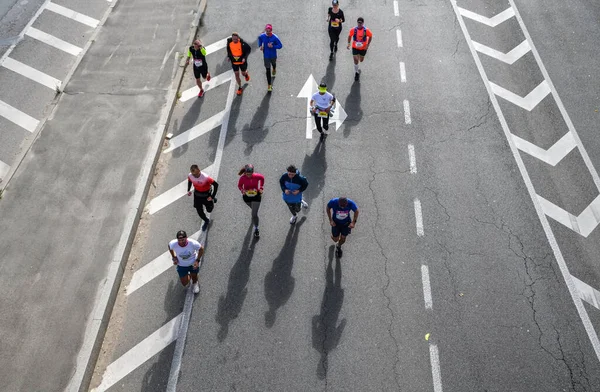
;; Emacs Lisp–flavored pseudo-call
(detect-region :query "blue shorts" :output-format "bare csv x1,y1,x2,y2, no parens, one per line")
332,223,351,237
177,264,199,278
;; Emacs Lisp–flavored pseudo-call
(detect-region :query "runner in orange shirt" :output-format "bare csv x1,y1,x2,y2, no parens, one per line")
346,17,373,81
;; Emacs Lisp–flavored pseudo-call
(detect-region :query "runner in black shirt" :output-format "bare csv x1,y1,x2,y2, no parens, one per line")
327,0,345,61
186,40,211,98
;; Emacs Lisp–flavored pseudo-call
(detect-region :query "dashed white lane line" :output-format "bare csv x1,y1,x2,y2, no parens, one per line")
403,99,411,124
421,265,433,309
0,160,10,181
163,110,225,153
393,0,399,16
26,27,82,56
414,198,424,236
429,344,444,392
0,99,39,132
45,2,99,28
572,275,600,310
399,61,406,83
408,144,417,174
92,314,182,392
396,29,403,48
179,70,233,102
2,57,61,90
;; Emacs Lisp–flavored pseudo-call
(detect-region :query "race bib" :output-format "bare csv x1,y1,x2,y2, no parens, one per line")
355,42,363,48
245,190,258,196
331,21,339,27
335,210,349,220
318,111,328,118
234,56,240,61
194,59,203,67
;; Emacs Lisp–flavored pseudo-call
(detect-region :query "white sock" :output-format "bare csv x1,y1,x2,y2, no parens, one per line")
354,64,359,73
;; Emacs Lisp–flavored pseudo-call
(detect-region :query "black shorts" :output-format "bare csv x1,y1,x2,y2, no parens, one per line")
263,57,276,68
193,191,213,209
332,223,351,237
193,65,208,79
352,48,367,57
232,62,248,72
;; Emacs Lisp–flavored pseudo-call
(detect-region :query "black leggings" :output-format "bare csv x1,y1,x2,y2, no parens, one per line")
313,112,330,133
194,195,214,222
329,28,341,52
287,202,301,216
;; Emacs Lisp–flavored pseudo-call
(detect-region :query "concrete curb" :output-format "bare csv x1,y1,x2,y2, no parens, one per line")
65,0,208,391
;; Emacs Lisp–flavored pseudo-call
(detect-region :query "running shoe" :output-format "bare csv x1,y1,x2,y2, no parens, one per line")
267,85,272,92
202,219,210,231
272,69,276,76
236,87,243,96
193,282,200,294
354,72,360,81
329,52,334,61
206,73,211,81
290,215,297,225
244,73,250,82
301,200,309,209
336,245,342,257
254,228,260,238
198,89,204,98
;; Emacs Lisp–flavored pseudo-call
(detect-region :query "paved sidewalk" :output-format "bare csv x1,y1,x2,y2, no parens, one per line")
0,0,203,390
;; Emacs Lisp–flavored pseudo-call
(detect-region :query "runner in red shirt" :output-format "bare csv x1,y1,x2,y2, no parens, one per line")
187,164,219,231
237,164,265,238
346,17,373,81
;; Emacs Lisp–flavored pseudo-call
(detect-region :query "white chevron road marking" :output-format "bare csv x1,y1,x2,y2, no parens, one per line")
458,7,515,27
512,132,577,166
490,80,550,111
472,40,530,64
163,110,225,153
179,70,233,102
572,276,600,310
538,194,600,237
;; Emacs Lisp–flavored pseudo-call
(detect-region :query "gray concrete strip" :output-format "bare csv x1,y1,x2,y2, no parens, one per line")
0,0,204,391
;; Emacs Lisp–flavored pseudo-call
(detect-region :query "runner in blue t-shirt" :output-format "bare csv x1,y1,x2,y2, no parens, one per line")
326,197,359,257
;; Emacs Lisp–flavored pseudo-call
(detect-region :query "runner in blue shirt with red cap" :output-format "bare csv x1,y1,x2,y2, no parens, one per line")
258,23,283,92
326,197,359,257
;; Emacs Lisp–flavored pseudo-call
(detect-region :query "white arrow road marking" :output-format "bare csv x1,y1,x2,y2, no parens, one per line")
490,80,550,111
179,70,233,102
0,160,10,180
26,27,82,56
164,111,225,153
0,99,39,132
472,40,530,64
45,2,99,28
572,275,600,310
2,57,61,90
297,74,347,139
92,314,182,392
458,6,515,27
538,194,600,237
512,132,577,166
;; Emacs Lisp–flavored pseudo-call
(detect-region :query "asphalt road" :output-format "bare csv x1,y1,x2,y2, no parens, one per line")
50,0,600,391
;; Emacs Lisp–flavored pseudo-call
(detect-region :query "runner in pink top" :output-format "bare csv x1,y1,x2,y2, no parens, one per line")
237,164,265,238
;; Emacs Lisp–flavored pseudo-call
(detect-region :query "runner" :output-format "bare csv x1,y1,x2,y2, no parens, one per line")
185,39,211,98
346,17,373,81
258,24,283,92
327,0,345,61
187,164,219,231
279,165,309,225
326,197,359,257
310,82,336,141
237,164,265,238
168,230,204,294
226,32,252,96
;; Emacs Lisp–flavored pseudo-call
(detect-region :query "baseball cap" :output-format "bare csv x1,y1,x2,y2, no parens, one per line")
332,0,339,4
318,82,327,93
244,164,254,173
265,24,273,30
176,230,187,239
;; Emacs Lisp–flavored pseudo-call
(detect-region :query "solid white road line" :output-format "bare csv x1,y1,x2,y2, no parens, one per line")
92,314,182,392
414,198,424,236
127,230,203,295
393,0,399,16
429,344,443,392
0,99,39,132
396,29,403,48
511,132,577,167
421,265,433,309
450,0,600,362
537,194,600,238
572,275,600,310
179,69,233,102
45,2,99,28
490,80,550,111
399,61,406,83
457,6,515,27
163,110,225,153
204,38,227,55
472,40,530,65
408,144,417,174
2,57,61,90
403,99,411,124
0,160,10,180
26,27,82,56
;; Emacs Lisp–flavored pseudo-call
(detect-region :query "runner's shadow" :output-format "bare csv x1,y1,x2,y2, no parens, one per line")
323,58,336,90
215,225,256,342
242,93,271,155
206,93,242,157
264,217,306,328
312,246,345,380
301,141,327,207
171,98,205,159
343,81,362,138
